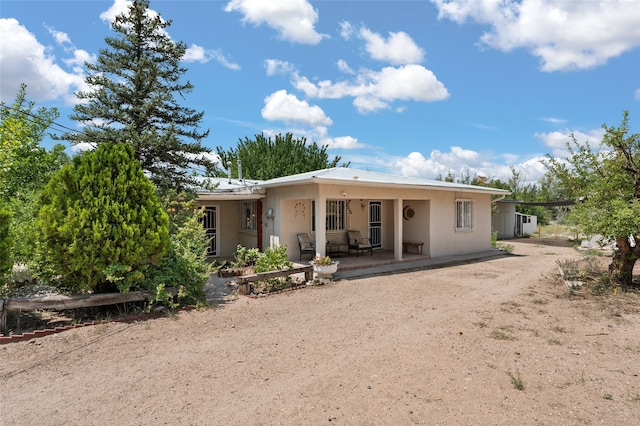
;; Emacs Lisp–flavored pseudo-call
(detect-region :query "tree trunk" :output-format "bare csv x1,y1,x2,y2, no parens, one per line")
609,236,640,287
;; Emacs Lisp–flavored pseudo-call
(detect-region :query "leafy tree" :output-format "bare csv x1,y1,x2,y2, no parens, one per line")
215,133,347,180
0,83,68,201
58,0,213,192
0,202,12,285
37,143,170,293
1,84,69,267
545,111,640,287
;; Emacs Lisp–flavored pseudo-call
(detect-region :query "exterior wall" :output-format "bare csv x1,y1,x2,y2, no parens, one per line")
401,200,430,254
492,203,516,239
198,199,258,258
265,183,493,261
428,191,493,257
517,212,538,236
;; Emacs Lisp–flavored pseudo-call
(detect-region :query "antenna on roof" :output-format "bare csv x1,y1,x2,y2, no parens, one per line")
227,161,232,184
238,159,243,182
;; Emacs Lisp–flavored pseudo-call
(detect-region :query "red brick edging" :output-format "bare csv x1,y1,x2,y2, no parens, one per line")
0,306,195,345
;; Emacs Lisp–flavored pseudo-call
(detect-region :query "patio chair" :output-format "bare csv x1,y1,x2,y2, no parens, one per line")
297,233,315,261
347,230,372,257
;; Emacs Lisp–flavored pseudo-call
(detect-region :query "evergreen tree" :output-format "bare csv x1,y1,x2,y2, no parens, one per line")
59,0,212,192
215,133,347,180
37,143,170,293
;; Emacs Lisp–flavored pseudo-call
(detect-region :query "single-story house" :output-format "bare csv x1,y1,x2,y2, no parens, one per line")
196,167,510,262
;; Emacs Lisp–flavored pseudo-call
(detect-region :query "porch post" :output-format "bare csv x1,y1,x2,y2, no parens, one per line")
315,194,327,257
394,198,403,260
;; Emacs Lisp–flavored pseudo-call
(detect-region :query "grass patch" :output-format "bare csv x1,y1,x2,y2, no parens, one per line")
547,338,562,345
473,321,489,328
507,371,525,390
490,329,517,340
551,325,568,333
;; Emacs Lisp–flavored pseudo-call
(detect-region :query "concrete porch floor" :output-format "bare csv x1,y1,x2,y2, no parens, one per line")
294,249,431,272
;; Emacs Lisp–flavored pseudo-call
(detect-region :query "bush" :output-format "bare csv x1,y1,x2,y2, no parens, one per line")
0,202,12,285
231,244,261,268
254,245,292,273
142,206,212,306
37,143,170,293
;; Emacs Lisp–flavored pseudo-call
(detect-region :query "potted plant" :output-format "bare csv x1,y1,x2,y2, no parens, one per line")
310,255,339,279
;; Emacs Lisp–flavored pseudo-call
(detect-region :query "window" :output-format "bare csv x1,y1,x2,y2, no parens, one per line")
241,201,257,232
455,199,474,230
311,200,346,232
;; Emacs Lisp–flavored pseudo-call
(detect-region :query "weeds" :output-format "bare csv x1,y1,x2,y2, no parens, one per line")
490,329,516,340
551,325,568,333
507,371,525,390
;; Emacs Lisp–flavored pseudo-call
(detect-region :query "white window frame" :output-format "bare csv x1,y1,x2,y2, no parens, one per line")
240,201,257,233
455,199,474,231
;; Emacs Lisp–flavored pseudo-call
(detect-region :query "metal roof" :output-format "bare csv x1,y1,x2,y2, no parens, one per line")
260,167,510,195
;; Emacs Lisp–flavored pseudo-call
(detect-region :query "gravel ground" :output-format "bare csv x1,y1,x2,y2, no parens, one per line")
1,240,639,425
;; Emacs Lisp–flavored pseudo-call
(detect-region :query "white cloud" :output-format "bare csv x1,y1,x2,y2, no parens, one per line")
359,27,425,65
378,148,546,183
541,117,567,124
46,26,72,46
0,18,86,104
635,88,640,101
431,0,640,71
339,21,354,40
224,0,326,45
262,89,332,127
99,0,131,23
321,135,366,150
535,128,605,158
71,142,97,153
336,59,354,75
184,44,240,70
264,59,295,76
293,64,449,113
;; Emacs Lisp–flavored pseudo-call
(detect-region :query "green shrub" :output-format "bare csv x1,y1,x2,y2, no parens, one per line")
231,244,261,268
0,202,12,284
37,143,170,293
254,245,292,273
143,206,212,306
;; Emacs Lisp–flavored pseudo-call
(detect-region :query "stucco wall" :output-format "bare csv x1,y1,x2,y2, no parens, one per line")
198,200,257,258
263,183,493,260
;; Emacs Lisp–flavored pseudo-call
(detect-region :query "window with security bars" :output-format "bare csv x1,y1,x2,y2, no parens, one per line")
311,200,346,232
241,201,257,232
455,199,474,230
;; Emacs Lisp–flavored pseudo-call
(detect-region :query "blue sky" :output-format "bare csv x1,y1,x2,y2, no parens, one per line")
1,0,639,183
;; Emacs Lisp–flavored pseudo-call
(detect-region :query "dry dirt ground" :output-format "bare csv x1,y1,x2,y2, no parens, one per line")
1,240,639,425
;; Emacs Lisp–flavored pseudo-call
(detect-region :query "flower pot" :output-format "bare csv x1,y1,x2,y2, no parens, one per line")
311,261,339,279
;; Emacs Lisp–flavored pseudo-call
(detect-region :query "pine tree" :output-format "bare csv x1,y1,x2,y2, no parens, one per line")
37,143,170,293
59,0,212,192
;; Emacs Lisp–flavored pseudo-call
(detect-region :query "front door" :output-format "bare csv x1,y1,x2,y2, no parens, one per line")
368,201,382,248
202,206,217,256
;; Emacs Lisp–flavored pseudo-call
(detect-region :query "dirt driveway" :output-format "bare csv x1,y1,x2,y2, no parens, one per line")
1,240,639,425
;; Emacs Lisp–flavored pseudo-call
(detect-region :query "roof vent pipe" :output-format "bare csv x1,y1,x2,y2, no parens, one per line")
238,159,243,182
227,161,232,183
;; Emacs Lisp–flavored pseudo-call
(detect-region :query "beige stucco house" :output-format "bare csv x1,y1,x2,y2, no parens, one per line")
196,167,510,262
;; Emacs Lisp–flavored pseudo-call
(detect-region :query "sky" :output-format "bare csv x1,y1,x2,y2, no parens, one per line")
1,0,639,184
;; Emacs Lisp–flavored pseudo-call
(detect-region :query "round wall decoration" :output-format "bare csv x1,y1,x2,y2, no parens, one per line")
403,206,415,220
